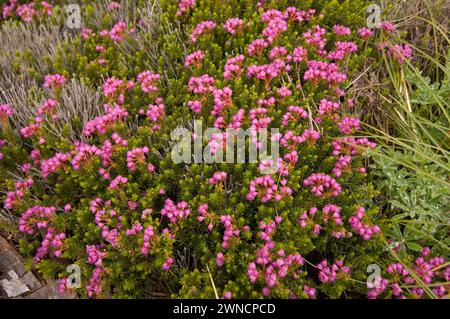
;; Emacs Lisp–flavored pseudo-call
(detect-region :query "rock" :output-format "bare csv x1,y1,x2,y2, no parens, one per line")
0,250,26,277
0,235,74,299
0,270,30,298
25,284,63,299
22,271,42,290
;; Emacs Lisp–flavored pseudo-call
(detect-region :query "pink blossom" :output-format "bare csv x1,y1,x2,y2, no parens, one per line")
190,20,216,43
303,173,342,197
223,55,244,80
223,18,243,34
185,50,205,68
338,116,360,134
332,24,351,36
43,74,66,89
177,0,195,16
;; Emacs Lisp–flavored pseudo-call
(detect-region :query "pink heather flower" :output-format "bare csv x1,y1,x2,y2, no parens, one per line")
209,171,227,185
247,59,289,83
16,4,35,22
262,17,287,43
163,258,174,270
40,2,53,16
223,55,244,80
328,41,358,60
102,77,124,98
228,108,245,130
38,99,58,115
33,227,66,262
322,204,343,225
108,175,128,190
300,129,321,144
349,207,380,240
40,152,70,178
177,0,195,16
0,104,13,118
277,86,292,98
283,7,307,22
247,175,291,203
249,107,271,132
219,215,240,249
86,245,107,267
83,104,129,136
248,38,268,56
2,0,16,19
141,209,153,220
161,199,191,223
269,46,288,61
19,206,56,235
381,22,396,33
141,226,155,255
188,100,202,113
146,100,165,123
71,142,101,170
43,74,66,89
281,105,308,125
292,46,307,63
257,96,276,107
21,163,31,172
358,27,374,38
58,278,68,295
261,9,283,22
317,260,349,283
303,285,316,299
216,252,224,267
4,179,34,209
303,173,342,198
388,44,413,64
81,28,93,40
126,146,149,171
338,116,361,134
20,120,40,138
304,60,347,85
223,18,243,34
107,1,120,10
109,21,128,42
303,25,327,49
137,71,160,93
331,137,376,157
96,45,105,52
318,98,340,116
280,130,303,150
190,20,216,43
185,50,205,68
332,155,352,177
188,74,215,94
212,87,232,116
248,262,259,282
197,203,209,218
125,222,143,236
223,291,232,299
332,24,351,36
87,267,104,298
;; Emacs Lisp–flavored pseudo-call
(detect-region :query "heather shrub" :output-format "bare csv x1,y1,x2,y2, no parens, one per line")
0,0,448,299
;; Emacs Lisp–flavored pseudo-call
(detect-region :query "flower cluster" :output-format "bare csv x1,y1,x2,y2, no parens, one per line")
303,173,342,198
1,0,434,300
43,74,66,89
317,260,349,283
190,20,216,43
348,207,380,240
